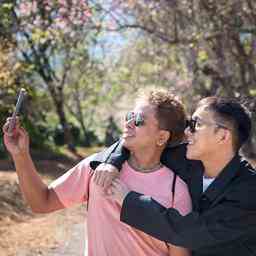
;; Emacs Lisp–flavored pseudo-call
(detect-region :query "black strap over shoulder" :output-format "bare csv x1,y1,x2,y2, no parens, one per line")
165,172,177,249
172,173,177,207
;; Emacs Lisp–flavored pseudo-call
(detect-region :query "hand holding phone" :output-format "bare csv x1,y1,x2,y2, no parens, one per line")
8,88,26,135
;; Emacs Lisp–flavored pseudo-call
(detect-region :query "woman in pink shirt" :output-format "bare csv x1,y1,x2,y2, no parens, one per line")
3,88,191,256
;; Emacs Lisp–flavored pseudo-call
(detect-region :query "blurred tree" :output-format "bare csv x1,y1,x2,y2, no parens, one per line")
108,0,256,158
0,0,131,152
64,47,105,142
1,0,255,158
104,116,121,146
10,0,95,151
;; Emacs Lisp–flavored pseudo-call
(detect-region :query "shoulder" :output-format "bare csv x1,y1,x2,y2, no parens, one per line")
175,174,190,194
228,159,256,209
240,157,256,174
77,154,97,168
162,165,190,195
236,157,256,184
88,141,124,170
49,155,94,190
161,165,189,190
66,154,96,175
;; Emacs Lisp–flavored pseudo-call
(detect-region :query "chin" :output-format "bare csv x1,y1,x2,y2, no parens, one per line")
123,138,134,150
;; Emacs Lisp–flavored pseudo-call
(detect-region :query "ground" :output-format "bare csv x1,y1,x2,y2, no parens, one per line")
0,147,99,256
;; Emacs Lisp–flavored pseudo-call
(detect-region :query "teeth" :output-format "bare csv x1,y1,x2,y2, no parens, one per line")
187,139,193,145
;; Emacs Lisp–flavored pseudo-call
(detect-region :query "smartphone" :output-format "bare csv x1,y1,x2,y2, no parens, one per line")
8,88,26,135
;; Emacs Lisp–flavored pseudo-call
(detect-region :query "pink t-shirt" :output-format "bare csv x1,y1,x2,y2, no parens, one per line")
50,158,192,256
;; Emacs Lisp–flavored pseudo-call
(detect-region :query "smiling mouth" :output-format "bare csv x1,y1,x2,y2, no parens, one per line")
122,132,135,138
186,139,194,145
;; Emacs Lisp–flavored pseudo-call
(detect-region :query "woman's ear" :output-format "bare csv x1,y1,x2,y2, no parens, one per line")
157,130,171,146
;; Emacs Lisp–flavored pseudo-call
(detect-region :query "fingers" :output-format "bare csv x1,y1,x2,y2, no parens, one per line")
102,173,116,190
19,126,29,140
111,179,127,194
93,163,119,189
112,178,122,188
3,116,21,136
97,172,107,187
3,122,9,134
93,163,105,185
93,163,102,184
3,118,28,144
101,174,111,189
88,167,94,176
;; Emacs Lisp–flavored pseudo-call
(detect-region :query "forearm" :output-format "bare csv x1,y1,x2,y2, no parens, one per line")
13,153,49,213
121,192,238,250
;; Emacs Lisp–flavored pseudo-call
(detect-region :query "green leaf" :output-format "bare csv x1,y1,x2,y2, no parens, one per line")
198,50,208,63
249,89,256,96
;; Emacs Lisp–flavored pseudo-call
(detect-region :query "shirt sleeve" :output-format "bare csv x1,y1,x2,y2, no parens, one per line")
49,157,93,208
120,189,256,250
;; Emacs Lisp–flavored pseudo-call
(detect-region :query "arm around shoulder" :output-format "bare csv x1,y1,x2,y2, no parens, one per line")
120,190,256,250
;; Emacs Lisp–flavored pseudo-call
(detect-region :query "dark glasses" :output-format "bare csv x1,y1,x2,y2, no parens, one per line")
125,111,145,127
186,119,197,133
186,118,229,133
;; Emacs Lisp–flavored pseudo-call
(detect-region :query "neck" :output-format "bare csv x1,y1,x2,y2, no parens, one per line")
202,150,236,178
129,149,163,173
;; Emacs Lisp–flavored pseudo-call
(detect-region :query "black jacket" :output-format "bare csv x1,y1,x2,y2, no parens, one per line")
90,141,256,256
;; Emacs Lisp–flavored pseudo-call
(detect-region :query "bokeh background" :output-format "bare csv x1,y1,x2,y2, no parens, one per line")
0,0,255,160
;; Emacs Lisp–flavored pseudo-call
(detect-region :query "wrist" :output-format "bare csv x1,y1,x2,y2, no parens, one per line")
12,150,31,161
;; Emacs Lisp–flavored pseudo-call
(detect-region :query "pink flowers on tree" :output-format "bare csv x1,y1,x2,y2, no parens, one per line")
17,0,92,31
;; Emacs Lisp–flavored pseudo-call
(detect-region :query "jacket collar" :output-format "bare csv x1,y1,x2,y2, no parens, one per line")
202,154,241,202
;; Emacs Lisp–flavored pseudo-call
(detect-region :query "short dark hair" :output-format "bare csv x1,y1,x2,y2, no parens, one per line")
197,97,252,151
137,89,187,144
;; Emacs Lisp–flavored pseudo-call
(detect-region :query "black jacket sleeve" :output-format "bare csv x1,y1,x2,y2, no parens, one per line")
89,139,130,170
120,191,256,250
160,144,191,182
89,139,192,180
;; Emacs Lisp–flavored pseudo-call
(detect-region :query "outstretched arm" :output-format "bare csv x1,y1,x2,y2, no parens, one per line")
3,119,64,213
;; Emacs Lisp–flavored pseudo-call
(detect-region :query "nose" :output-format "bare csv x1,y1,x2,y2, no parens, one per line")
184,126,192,137
124,118,135,129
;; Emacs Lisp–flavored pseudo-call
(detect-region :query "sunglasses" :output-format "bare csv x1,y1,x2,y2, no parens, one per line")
186,118,229,133
186,119,197,133
125,111,145,127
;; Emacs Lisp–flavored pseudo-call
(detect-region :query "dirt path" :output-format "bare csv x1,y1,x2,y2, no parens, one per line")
44,221,86,256
13,206,87,256
0,169,88,256
42,206,87,256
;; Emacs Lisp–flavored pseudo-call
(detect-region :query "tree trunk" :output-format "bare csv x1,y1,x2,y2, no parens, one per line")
55,96,76,152
47,81,76,152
